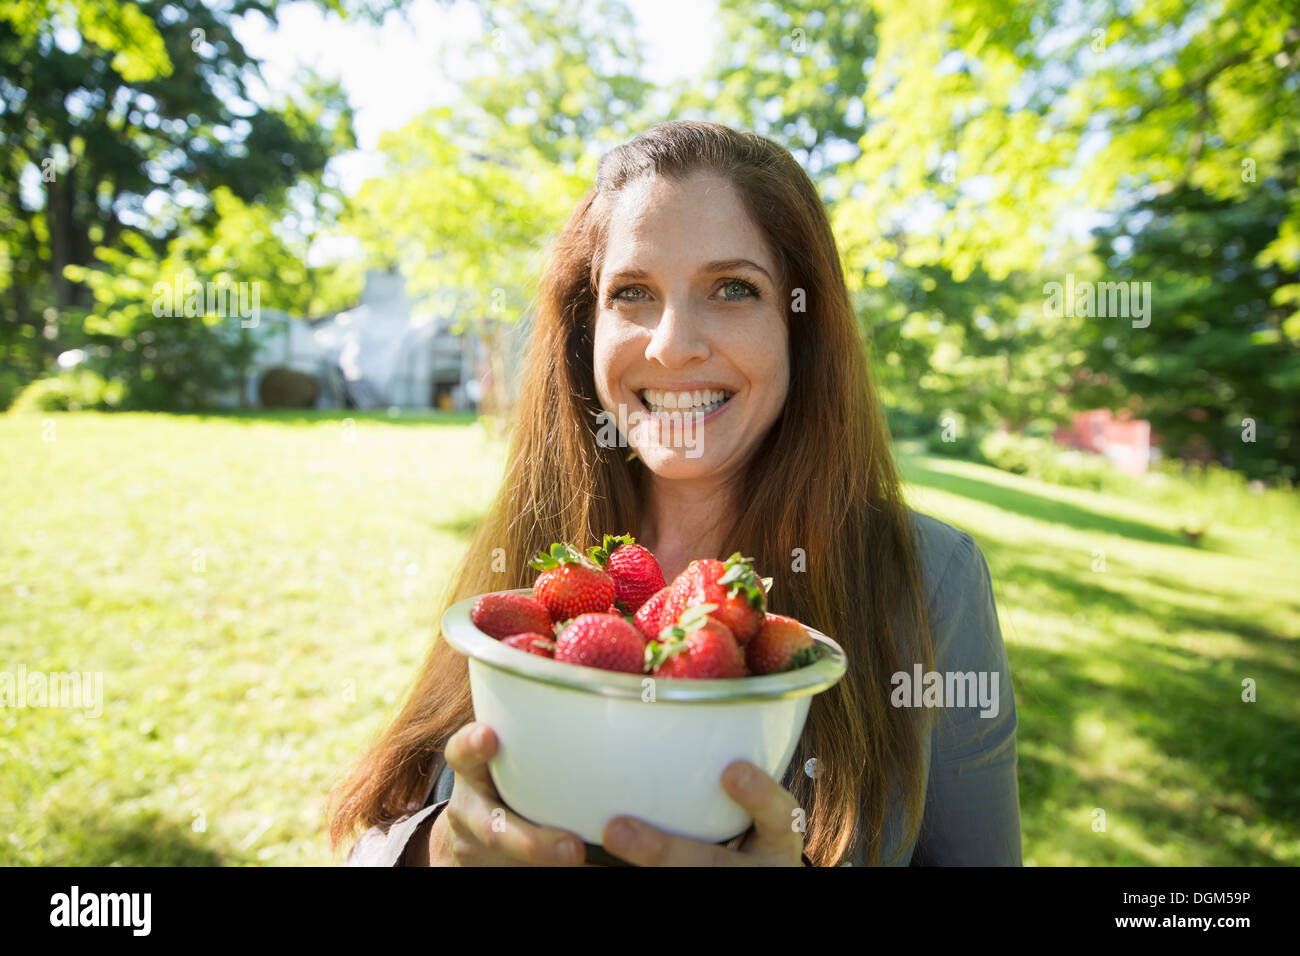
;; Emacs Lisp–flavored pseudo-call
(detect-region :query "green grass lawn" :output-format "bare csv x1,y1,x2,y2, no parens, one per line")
900,454,1300,865
2,411,1297,865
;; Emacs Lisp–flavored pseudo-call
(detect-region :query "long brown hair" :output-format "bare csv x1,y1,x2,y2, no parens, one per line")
327,120,935,866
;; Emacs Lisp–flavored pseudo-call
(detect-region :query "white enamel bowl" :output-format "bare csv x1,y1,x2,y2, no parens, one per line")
440,588,848,845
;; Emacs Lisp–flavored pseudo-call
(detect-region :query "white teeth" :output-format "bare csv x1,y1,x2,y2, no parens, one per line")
639,388,733,415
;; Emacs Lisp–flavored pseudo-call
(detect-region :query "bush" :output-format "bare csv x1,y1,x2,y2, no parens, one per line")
257,367,320,408
926,429,985,460
0,367,28,412
9,370,125,413
978,430,1114,491
883,405,934,440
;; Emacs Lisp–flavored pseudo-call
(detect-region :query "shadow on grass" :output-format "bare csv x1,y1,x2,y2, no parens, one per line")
993,556,1300,680
901,458,1190,548
1012,640,1299,865
974,530,1300,861
50,808,232,866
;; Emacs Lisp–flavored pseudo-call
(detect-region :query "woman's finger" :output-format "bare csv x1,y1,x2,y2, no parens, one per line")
442,723,586,865
443,722,498,793
451,786,586,866
719,761,805,858
601,817,750,867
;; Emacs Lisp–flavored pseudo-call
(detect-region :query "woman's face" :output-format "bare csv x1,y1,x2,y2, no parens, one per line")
592,172,790,483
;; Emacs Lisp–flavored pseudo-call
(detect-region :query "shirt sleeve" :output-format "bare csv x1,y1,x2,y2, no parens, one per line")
343,800,449,867
910,531,1023,865
342,758,456,866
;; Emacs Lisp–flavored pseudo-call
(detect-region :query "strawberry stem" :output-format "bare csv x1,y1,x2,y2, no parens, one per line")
531,541,601,572
587,533,635,568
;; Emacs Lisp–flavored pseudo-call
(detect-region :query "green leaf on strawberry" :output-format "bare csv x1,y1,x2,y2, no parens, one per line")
716,552,766,610
644,640,678,670
792,646,820,669
530,541,600,572
586,532,636,568
659,602,717,639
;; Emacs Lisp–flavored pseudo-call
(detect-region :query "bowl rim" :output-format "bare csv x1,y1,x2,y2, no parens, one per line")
440,588,848,703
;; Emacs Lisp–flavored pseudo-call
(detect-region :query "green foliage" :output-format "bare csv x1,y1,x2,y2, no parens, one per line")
978,430,1116,492
1,1,173,83
1,0,364,409
864,264,1081,432
678,0,878,188
349,0,654,313
467,0,656,167
350,107,590,322
693,0,1300,470
926,427,985,461
883,405,935,440
347,0,658,418
59,224,262,411
0,366,28,411
9,367,124,412
1071,180,1300,482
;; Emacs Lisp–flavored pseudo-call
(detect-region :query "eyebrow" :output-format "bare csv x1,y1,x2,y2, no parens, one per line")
601,258,775,286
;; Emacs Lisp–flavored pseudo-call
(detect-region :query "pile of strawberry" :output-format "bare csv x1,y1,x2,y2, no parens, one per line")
469,534,820,678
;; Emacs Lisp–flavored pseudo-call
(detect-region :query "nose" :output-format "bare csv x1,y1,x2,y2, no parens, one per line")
644,299,709,368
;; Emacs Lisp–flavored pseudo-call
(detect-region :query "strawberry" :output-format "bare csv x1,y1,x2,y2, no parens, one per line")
606,604,636,625
646,604,746,679
501,633,556,658
634,585,671,641
554,613,647,674
530,543,616,623
587,533,666,614
746,613,819,675
661,552,767,644
471,592,553,640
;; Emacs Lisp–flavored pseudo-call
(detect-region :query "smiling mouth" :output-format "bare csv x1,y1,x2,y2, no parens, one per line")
638,388,734,416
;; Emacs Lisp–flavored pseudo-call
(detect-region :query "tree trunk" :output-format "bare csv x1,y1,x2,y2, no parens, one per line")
46,168,75,309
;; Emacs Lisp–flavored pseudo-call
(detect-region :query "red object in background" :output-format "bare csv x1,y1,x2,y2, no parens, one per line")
1053,408,1158,476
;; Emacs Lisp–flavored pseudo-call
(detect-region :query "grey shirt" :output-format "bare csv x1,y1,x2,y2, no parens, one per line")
344,508,1022,866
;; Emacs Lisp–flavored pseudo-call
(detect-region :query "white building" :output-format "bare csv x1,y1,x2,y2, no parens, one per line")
245,269,524,410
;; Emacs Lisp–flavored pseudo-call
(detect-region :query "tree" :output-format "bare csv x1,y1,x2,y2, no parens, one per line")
687,0,1300,474
1073,175,1300,481
674,0,879,192
347,0,658,421
1,0,382,408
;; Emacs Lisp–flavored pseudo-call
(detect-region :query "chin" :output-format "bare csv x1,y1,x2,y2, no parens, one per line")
633,445,724,481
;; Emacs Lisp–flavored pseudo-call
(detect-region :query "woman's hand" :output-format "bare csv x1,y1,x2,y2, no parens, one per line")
601,761,805,866
428,722,591,866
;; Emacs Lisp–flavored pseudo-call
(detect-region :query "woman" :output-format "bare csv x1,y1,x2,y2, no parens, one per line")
328,120,1021,867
